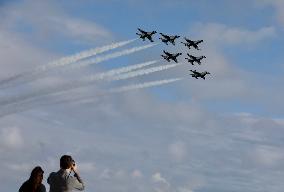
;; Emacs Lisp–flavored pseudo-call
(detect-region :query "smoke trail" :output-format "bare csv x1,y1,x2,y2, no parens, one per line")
109,78,183,93
70,78,183,105
0,78,182,118
68,43,157,70
88,60,159,80
0,60,159,107
107,63,182,81
38,38,138,71
0,38,137,88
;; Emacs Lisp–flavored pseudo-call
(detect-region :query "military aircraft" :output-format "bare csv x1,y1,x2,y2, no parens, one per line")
181,38,204,50
185,54,206,65
159,33,180,45
136,28,157,42
161,50,182,63
189,70,210,80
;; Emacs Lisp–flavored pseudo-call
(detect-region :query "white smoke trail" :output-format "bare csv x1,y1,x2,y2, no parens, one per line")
88,60,159,80
68,43,157,70
109,78,183,93
0,78,183,118
38,38,138,71
0,60,159,107
107,63,182,81
0,38,137,88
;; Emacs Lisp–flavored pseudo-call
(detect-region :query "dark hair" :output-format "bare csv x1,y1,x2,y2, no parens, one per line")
29,166,44,180
60,155,74,169
19,166,44,192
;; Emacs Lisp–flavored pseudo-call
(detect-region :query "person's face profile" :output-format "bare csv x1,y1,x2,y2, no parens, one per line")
36,172,43,183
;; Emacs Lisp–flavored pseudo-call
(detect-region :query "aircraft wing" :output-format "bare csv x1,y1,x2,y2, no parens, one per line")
138,28,145,33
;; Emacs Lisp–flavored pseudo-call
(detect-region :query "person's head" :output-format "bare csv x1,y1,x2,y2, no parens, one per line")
60,155,75,169
29,166,44,185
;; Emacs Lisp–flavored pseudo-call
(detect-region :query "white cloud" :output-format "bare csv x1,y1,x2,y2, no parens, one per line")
168,141,187,162
233,112,259,125
256,0,284,28
178,187,194,192
249,145,284,167
1,0,112,45
100,168,112,179
0,127,23,149
78,162,96,172
6,162,34,172
152,172,169,186
0,29,54,78
192,23,276,45
131,169,143,178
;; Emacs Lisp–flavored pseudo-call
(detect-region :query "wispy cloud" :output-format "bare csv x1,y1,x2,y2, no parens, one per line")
192,22,276,46
0,0,112,44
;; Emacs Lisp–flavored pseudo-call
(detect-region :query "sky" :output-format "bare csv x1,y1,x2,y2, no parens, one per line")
0,0,284,191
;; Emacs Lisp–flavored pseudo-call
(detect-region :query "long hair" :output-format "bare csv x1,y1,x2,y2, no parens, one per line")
28,166,44,192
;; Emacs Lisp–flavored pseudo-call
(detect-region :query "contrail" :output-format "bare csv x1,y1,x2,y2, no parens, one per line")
0,60,160,107
0,38,137,88
0,78,182,118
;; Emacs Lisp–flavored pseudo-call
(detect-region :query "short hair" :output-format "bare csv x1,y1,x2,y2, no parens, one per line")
60,155,73,169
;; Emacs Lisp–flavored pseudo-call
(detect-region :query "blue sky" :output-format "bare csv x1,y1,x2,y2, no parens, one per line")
1,0,284,192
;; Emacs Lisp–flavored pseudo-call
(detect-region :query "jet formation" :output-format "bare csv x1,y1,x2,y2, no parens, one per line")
136,28,157,42
136,28,211,80
159,33,180,46
181,38,203,50
161,50,182,63
185,54,206,65
189,70,210,80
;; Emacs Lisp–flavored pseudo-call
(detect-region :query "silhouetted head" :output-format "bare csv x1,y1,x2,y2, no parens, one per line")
29,166,44,186
60,155,74,169
205,71,210,74
152,31,157,34
203,56,206,58
178,53,182,56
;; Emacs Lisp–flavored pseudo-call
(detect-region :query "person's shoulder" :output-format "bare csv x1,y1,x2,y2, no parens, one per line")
19,180,30,191
47,171,57,182
39,184,46,192
48,171,57,177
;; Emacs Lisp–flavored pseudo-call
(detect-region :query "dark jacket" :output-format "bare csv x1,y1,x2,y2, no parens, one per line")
19,180,46,192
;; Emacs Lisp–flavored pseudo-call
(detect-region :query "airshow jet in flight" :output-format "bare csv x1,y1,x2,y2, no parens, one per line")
185,54,206,65
189,70,210,80
136,28,157,42
161,50,182,63
159,33,180,45
181,38,204,50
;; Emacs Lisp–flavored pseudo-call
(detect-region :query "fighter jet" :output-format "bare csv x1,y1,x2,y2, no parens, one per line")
136,28,157,42
181,38,204,50
185,54,206,65
161,50,182,63
159,33,180,45
189,70,210,80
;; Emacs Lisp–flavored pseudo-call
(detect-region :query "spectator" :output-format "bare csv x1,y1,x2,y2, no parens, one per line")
48,155,84,192
19,166,46,192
